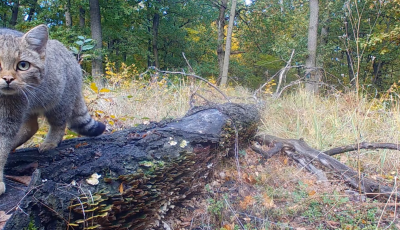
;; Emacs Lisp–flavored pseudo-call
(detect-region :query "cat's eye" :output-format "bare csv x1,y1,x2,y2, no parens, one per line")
17,61,30,71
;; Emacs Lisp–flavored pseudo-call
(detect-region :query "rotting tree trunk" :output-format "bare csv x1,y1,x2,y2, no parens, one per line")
1,103,260,230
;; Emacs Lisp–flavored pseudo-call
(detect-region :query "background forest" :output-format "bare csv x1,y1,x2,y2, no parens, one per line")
1,0,400,95
1,0,400,229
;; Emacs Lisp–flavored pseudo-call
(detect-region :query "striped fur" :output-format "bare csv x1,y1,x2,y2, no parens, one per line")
0,25,105,196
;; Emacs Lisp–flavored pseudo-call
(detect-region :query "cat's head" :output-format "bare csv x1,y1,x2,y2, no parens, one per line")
0,25,48,96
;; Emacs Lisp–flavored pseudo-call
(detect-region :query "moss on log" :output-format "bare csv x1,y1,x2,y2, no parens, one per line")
1,103,259,230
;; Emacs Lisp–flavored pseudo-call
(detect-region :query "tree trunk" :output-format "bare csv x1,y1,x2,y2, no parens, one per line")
1,103,260,230
89,0,104,86
79,6,86,28
65,0,72,28
345,49,355,86
304,0,320,93
217,0,228,81
10,0,19,27
152,9,160,68
26,0,37,22
220,0,237,86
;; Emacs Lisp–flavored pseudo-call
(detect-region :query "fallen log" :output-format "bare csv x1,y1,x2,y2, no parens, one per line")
252,134,400,200
1,103,260,230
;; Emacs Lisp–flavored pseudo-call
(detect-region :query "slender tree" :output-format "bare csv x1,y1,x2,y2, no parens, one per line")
216,0,228,81
26,0,38,22
79,5,86,28
89,0,104,85
65,0,72,27
152,0,161,68
10,0,19,27
305,0,320,93
220,0,237,86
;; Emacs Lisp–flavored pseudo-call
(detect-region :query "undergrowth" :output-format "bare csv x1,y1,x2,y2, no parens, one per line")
21,66,400,229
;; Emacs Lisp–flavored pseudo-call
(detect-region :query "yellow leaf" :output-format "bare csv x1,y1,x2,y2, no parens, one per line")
263,194,276,208
283,157,288,165
308,190,316,196
99,88,111,93
239,195,255,209
119,182,124,193
110,115,116,119
90,82,98,92
108,120,115,126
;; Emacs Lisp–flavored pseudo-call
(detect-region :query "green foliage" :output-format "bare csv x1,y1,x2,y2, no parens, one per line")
2,0,400,93
24,219,38,230
70,35,95,63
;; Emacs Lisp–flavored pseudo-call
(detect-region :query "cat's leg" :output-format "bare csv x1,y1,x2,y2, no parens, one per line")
0,116,23,196
40,109,68,152
12,114,39,150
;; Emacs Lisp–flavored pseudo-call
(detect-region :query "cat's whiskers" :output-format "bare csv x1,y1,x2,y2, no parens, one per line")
23,86,47,110
19,88,30,105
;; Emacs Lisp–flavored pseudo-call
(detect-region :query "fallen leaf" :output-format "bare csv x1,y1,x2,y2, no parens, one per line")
222,223,235,230
239,195,255,209
263,193,276,208
326,220,340,228
5,175,32,186
283,157,288,165
0,211,11,229
119,182,125,193
308,190,316,196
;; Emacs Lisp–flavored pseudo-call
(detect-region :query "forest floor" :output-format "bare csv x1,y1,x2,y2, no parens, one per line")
24,80,400,229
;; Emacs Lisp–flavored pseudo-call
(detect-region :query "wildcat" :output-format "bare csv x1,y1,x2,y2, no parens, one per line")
0,25,105,196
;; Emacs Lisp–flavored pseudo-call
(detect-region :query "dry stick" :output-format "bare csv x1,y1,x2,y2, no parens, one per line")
324,142,400,156
254,134,400,199
274,77,305,99
140,67,231,103
274,49,295,97
253,64,306,99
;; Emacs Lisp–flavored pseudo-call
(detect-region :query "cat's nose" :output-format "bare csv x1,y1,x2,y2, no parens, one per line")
2,76,14,84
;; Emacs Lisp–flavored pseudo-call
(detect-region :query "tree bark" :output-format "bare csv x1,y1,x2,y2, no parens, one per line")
220,0,237,86
89,0,104,86
304,0,320,93
1,103,260,230
152,8,160,68
217,0,228,81
65,0,72,28
10,0,19,27
79,6,86,28
26,0,37,22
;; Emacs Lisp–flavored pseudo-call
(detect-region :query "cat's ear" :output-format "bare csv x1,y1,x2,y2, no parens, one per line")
21,25,48,56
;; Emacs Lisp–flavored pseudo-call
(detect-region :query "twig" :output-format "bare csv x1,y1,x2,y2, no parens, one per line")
274,49,295,96
324,142,400,156
139,67,231,103
274,77,305,99
223,196,245,230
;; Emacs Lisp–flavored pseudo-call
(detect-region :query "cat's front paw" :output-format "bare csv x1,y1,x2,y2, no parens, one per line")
0,181,5,196
39,142,58,152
